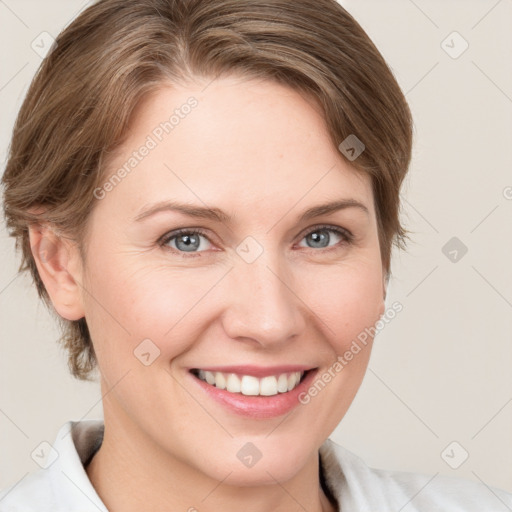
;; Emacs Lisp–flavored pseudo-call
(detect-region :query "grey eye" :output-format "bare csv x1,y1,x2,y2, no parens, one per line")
298,228,347,249
163,231,212,253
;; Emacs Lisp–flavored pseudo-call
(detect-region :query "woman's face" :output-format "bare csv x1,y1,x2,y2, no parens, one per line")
76,76,386,484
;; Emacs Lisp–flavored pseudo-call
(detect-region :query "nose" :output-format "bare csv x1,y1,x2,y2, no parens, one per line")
221,250,307,348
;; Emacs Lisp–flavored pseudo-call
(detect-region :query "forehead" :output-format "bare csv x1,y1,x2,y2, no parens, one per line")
98,76,374,223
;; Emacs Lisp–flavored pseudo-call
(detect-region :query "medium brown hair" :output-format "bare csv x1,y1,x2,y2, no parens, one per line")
2,0,413,380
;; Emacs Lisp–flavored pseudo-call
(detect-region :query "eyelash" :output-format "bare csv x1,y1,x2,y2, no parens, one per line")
158,224,354,258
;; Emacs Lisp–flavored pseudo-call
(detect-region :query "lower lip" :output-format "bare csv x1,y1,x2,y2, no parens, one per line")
188,369,319,419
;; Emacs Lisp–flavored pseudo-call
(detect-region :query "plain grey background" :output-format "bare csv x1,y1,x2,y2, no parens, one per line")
1,0,511,497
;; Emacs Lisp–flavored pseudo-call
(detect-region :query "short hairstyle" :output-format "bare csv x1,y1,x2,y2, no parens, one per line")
1,0,413,380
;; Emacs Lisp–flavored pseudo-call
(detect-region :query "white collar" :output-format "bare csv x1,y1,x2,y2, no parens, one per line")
2,419,511,511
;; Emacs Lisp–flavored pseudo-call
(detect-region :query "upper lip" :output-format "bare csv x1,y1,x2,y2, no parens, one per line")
189,365,316,378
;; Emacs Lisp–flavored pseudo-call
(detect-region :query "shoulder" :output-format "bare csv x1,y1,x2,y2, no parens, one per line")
372,463,512,511
0,419,106,512
0,469,55,512
320,438,512,511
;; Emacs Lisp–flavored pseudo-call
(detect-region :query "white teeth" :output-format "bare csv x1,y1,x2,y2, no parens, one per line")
241,375,260,395
195,370,305,396
214,371,226,390
288,372,298,390
277,374,289,393
260,376,278,396
205,371,215,385
226,373,241,393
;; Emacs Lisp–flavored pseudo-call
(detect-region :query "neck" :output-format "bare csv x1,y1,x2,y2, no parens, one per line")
85,412,337,512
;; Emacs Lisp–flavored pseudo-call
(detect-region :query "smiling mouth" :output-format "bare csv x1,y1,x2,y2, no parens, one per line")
189,368,313,397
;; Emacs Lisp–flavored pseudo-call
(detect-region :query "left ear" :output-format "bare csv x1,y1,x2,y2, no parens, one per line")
28,222,86,321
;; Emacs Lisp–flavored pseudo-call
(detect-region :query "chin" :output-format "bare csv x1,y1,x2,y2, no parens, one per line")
197,443,313,487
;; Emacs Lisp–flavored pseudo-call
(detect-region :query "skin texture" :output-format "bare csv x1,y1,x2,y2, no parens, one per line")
29,75,386,512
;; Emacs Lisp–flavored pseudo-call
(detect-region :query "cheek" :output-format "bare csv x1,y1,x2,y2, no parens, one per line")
82,255,228,362
305,258,384,353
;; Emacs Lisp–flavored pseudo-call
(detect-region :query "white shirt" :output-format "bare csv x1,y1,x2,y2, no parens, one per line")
0,419,511,511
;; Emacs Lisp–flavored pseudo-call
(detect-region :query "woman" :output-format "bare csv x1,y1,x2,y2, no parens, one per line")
1,0,510,510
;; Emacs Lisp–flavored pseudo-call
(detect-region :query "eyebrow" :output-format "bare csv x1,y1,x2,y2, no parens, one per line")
133,198,369,224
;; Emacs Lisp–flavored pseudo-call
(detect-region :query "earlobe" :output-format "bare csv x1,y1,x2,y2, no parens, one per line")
28,223,86,321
